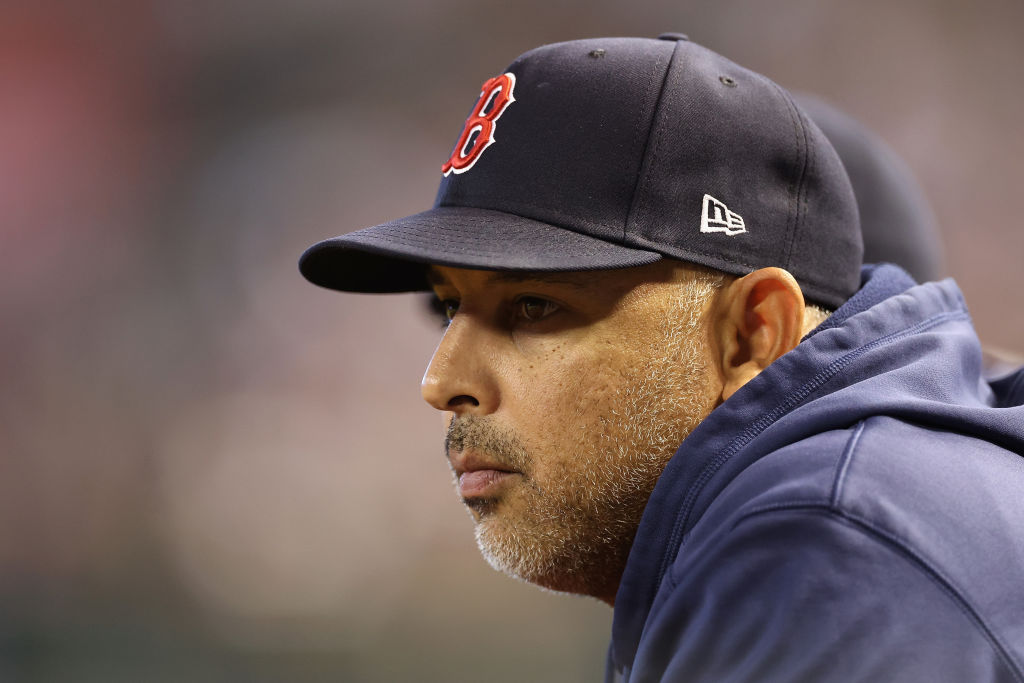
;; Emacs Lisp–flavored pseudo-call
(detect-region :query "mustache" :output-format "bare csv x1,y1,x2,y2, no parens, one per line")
445,417,531,472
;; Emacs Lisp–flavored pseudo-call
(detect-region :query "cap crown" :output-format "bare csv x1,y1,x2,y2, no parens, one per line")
435,36,861,307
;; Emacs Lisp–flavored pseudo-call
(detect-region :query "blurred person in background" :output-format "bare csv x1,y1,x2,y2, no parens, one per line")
300,35,1024,682
799,93,1023,376
795,93,945,285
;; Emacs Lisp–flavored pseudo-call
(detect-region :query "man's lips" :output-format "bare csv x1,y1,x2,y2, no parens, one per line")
458,469,518,497
449,451,520,498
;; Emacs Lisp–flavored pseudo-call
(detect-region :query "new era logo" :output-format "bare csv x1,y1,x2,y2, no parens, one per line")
700,194,747,236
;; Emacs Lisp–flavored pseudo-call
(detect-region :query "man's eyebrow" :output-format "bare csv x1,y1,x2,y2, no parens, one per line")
424,269,449,288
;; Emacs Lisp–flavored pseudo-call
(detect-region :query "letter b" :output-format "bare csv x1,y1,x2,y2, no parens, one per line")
442,73,516,176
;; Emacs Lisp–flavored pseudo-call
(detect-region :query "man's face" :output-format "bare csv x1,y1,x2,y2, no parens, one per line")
422,261,722,603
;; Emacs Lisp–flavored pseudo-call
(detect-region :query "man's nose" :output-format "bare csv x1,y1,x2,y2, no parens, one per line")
420,315,500,415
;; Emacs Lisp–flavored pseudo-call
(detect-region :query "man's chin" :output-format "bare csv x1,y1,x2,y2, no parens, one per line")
474,527,597,598
468,496,639,603
475,522,547,583
471,509,578,588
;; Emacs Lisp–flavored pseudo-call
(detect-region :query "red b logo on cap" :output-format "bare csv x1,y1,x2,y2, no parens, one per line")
442,73,516,176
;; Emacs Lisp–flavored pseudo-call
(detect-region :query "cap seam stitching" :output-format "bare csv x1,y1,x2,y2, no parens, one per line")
767,76,805,272
790,91,815,269
622,41,679,242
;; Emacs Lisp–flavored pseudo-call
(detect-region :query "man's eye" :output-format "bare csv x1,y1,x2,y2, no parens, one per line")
441,298,459,322
426,296,459,327
516,296,559,322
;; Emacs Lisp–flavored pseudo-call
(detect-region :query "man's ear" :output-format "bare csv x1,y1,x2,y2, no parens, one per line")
714,267,806,401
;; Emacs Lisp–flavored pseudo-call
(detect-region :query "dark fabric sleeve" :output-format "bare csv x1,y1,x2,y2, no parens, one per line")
628,508,1021,683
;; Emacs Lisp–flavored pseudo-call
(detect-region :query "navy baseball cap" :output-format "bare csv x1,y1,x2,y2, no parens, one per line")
300,34,862,308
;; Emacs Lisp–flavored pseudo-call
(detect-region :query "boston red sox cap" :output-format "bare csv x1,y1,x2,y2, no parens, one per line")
300,34,862,308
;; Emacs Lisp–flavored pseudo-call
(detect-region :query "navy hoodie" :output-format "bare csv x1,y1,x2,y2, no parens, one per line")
607,265,1024,682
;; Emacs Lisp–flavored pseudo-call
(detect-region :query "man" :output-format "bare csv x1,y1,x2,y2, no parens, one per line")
300,35,1024,681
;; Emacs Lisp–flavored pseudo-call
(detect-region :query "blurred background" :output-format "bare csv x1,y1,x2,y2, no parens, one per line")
2,0,1021,681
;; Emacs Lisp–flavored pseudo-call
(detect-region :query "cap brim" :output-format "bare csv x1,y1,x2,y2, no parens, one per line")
299,206,662,293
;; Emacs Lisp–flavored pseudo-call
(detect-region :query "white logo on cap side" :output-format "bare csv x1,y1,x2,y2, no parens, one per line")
700,194,747,236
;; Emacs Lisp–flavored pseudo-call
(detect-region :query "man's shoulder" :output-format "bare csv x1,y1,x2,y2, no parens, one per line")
649,416,1024,680
700,413,1024,535
828,414,1024,530
641,487,1024,683
691,414,1024,573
